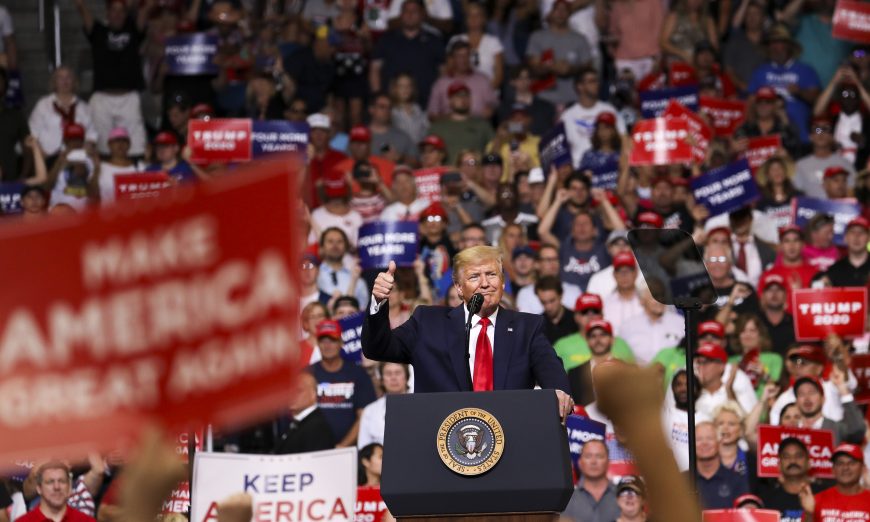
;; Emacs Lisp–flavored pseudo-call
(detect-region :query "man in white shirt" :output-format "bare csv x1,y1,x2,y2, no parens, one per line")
693,342,757,418
358,362,410,448
618,283,684,364
769,344,854,424
28,66,98,157
380,166,430,222
661,369,708,471
602,252,644,334
559,67,625,167
586,230,647,296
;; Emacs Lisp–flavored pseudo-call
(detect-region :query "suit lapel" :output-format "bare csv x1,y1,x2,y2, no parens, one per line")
446,305,471,391
493,307,514,390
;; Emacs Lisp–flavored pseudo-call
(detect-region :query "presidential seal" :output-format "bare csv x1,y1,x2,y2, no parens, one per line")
436,408,505,476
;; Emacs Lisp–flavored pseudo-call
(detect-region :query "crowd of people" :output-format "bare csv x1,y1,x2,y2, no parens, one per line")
0,0,869,520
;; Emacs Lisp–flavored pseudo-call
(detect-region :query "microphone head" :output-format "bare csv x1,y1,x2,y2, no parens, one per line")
468,293,484,315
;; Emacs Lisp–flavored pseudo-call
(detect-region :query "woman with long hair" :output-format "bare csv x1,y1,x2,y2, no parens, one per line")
713,401,754,482
451,2,504,89
578,112,621,173
756,156,802,230
358,443,384,487
659,0,718,65
728,313,783,395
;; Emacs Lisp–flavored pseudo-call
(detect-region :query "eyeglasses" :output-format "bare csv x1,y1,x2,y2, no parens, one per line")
302,262,316,270
617,490,639,498
425,216,443,222
706,256,728,263
813,126,832,134
841,90,858,99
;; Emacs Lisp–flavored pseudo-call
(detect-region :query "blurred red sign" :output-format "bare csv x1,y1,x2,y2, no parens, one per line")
188,118,253,163
703,509,781,521
851,353,870,404
745,136,782,173
115,172,173,201
757,425,834,478
664,100,712,163
833,0,870,44
0,157,302,463
792,287,868,341
355,486,387,522
699,97,746,136
629,118,693,166
414,166,448,203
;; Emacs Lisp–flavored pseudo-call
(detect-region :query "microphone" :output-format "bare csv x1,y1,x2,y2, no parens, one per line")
468,293,484,316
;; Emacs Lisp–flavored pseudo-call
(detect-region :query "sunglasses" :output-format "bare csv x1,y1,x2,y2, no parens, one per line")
706,256,728,263
577,309,601,316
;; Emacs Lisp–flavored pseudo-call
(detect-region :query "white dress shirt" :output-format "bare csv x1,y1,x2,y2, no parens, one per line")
602,290,644,335
694,365,758,419
358,395,387,448
515,283,582,314
618,309,685,364
28,94,98,155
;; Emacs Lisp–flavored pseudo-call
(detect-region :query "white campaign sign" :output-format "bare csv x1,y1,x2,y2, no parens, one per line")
192,448,357,522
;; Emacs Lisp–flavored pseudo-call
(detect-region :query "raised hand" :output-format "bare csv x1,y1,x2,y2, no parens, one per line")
372,260,397,302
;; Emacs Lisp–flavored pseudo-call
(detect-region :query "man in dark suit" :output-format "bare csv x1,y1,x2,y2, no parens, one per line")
274,371,335,454
567,319,615,406
362,245,573,419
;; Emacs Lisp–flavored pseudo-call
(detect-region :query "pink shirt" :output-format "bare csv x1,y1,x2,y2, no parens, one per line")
427,73,497,119
608,0,665,60
802,245,841,272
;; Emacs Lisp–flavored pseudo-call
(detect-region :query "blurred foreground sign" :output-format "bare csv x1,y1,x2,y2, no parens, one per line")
702,509,781,521
192,449,357,522
0,157,302,462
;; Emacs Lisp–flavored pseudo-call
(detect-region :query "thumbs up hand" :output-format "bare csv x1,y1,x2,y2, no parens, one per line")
372,260,397,302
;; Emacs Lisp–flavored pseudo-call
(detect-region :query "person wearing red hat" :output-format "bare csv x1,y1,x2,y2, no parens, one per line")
560,66,624,168
333,125,396,194
651,320,726,390
72,0,148,157
307,113,349,208
800,443,870,522
694,341,758,419
418,202,457,285
734,87,803,159
553,293,636,371
427,40,497,120
762,223,819,300
428,74,494,164
794,372,864,446
417,134,447,169
825,216,869,287
309,319,377,447
755,436,828,521
821,166,850,199
756,271,797,357
566,319,616,406
794,115,855,200
601,252,643,334
311,177,364,247
145,131,204,183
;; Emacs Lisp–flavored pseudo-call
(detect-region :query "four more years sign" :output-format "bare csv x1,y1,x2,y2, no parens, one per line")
0,157,303,462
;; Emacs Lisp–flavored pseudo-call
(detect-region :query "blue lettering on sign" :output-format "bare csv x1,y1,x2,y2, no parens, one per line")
242,473,314,493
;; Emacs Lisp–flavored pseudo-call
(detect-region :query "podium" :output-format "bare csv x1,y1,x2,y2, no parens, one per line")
381,390,573,522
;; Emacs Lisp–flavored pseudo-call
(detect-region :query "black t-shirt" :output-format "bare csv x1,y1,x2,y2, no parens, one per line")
87,19,145,91
762,312,797,358
755,479,830,522
372,29,444,107
0,105,29,181
0,481,11,509
826,256,870,288
543,306,578,345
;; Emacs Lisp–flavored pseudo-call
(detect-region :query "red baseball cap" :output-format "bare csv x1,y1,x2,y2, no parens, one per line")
154,131,179,146
63,123,85,140
832,443,864,464
316,319,342,340
697,321,725,338
759,272,786,293
585,319,613,336
788,344,827,365
447,81,470,97
636,211,664,229
323,175,349,199
612,252,636,270
696,342,727,363
779,224,803,240
191,103,215,118
596,112,617,126
812,115,833,127
755,86,778,101
706,225,732,241
575,293,603,313
793,375,825,396
420,202,448,222
349,125,371,143
419,135,446,151
846,216,869,232
823,166,848,179
733,494,764,509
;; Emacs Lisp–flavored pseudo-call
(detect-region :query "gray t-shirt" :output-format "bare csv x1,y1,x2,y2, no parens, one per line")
793,153,855,199
371,126,417,162
723,29,765,88
526,28,592,106
562,481,620,522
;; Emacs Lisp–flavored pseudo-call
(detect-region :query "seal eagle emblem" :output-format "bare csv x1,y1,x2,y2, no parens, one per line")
436,408,505,475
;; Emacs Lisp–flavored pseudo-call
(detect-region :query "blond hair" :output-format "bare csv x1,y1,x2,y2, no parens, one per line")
713,400,746,424
452,246,504,284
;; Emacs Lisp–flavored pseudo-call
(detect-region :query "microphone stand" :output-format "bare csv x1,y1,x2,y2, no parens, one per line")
464,312,474,390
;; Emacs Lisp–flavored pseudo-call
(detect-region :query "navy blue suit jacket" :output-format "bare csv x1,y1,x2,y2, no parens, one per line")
361,303,570,393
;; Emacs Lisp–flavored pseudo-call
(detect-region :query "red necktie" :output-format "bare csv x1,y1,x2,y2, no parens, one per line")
473,317,494,391
736,241,747,273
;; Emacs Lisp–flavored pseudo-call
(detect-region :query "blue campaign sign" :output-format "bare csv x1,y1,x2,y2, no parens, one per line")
251,120,309,159
792,197,861,246
165,33,219,75
338,312,365,363
565,415,607,473
691,159,759,217
588,158,620,190
0,183,25,215
539,122,572,171
357,221,419,270
640,87,699,119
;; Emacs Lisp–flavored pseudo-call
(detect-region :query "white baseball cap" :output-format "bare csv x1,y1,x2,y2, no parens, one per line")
307,113,330,130
528,167,545,184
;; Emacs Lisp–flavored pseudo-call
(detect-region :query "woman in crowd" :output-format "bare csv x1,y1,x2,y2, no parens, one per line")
659,0,718,65
714,401,754,485
451,3,503,89
391,74,429,145
578,112,621,173
96,127,144,205
755,156,802,231
802,213,840,272
357,443,384,487
728,313,783,395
